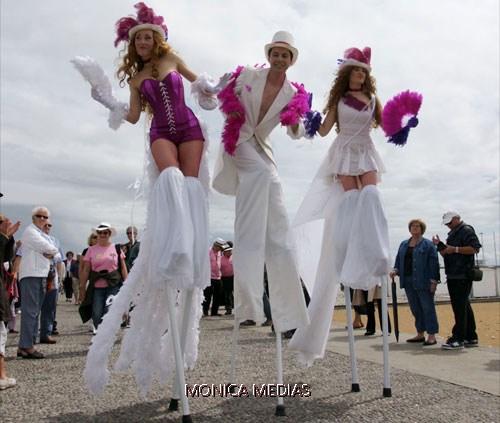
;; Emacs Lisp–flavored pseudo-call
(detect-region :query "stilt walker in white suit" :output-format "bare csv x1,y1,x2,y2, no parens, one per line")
71,3,229,422
213,31,310,416
290,47,393,396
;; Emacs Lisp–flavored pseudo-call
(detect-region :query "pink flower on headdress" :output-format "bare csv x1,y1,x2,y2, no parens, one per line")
338,46,372,72
343,47,371,66
114,2,168,47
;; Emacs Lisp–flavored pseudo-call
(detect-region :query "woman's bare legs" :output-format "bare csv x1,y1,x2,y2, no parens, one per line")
178,140,204,177
150,137,204,178
150,139,179,172
339,170,377,192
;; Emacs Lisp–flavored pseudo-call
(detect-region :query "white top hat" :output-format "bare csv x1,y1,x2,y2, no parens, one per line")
265,31,298,66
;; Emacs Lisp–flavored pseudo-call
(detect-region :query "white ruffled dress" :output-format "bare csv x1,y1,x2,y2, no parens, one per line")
290,97,389,366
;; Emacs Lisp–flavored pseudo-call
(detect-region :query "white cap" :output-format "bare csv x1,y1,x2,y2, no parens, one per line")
442,210,460,225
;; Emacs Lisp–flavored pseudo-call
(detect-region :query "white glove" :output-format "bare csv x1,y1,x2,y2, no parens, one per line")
71,56,129,130
90,88,129,130
91,87,116,110
202,72,233,94
191,73,219,110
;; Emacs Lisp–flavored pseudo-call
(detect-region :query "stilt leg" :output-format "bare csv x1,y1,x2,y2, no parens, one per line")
169,289,194,412
228,319,240,394
380,279,392,397
275,332,286,416
166,287,192,422
344,288,360,392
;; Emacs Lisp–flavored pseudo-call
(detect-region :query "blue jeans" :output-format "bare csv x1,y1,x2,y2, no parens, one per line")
404,276,439,335
19,277,46,349
92,285,120,329
40,288,58,340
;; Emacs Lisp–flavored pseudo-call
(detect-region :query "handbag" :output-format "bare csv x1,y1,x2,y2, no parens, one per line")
47,268,56,291
468,254,483,282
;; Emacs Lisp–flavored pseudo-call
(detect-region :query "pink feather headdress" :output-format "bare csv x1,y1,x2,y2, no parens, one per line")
382,90,423,146
114,2,168,47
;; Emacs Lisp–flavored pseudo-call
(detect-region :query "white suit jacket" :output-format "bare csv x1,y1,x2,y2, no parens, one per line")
213,67,305,195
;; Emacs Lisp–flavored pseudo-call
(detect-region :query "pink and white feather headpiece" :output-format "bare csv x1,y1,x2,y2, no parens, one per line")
114,2,168,47
338,47,371,72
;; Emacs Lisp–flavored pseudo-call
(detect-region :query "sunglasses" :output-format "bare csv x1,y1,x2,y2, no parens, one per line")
35,214,49,220
97,231,110,235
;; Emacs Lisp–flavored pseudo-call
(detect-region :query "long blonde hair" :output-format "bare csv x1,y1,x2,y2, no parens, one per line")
323,66,382,133
117,31,172,112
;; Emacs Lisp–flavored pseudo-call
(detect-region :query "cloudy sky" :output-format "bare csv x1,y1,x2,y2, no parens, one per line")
1,0,499,265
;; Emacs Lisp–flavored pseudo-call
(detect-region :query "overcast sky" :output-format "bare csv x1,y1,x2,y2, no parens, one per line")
1,0,499,265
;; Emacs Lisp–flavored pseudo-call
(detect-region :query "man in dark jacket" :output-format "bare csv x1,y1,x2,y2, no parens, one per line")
0,207,21,390
433,210,482,350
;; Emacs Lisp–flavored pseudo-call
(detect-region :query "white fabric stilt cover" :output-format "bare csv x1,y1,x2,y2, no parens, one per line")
291,184,390,366
84,167,208,396
340,185,391,290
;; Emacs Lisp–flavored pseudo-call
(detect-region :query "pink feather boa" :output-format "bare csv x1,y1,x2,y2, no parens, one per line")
217,67,310,156
217,66,246,156
279,82,310,126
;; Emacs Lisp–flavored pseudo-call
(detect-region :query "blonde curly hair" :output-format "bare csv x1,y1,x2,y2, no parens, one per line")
117,31,172,112
323,66,382,133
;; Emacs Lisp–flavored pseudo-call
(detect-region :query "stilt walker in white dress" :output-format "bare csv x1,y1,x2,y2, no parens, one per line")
71,3,229,422
290,47,393,396
213,31,310,416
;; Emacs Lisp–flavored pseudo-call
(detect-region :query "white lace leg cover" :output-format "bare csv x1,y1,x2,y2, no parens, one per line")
84,166,196,396
341,185,391,290
289,189,359,365
160,177,210,375
333,189,360,276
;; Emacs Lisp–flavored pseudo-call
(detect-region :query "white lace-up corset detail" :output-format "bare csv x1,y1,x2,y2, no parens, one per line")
159,81,176,134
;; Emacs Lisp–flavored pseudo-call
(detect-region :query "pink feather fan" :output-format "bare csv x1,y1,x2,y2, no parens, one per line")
382,90,423,146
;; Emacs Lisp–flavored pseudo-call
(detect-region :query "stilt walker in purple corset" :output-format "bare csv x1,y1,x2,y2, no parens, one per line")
71,3,230,422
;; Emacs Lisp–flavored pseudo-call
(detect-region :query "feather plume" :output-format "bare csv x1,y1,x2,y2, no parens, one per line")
71,56,113,94
217,66,246,156
71,56,128,130
304,111,322,139
114,2,168,47
280,82,311,126
382,90,423,146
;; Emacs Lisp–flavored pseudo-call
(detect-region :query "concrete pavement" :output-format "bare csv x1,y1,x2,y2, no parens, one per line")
2,297,499,422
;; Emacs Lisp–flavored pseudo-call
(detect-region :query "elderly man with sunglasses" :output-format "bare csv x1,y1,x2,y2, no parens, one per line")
16,206,60,359
39,220,64,344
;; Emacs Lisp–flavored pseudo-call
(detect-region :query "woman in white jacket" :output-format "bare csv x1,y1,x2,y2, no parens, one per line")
17,206,60,359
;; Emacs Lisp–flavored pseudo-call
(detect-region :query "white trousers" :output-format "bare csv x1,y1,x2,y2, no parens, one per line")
231,139,309,333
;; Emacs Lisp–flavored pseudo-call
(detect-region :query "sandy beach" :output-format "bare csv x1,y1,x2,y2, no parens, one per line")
334,300,500,348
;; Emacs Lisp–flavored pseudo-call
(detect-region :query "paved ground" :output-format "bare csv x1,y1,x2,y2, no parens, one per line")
2,297,499,423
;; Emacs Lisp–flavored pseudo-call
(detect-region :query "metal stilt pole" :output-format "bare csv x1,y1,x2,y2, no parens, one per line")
166,287,192,422
344,287,360,392
380,279,392,397
169,289,194,412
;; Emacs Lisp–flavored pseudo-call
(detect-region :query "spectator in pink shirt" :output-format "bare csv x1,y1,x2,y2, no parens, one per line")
79,223,128,330
220,244,234,315
203,238,225,316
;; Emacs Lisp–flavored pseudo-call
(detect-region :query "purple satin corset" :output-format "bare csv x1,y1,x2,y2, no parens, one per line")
140,71,204,144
